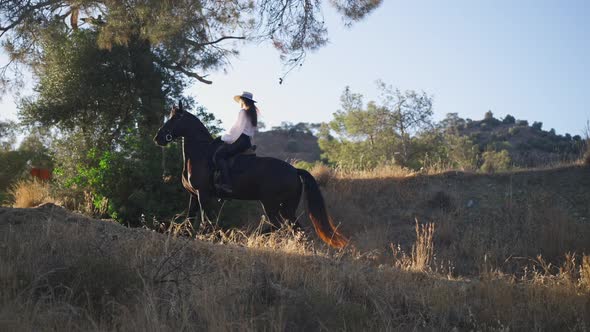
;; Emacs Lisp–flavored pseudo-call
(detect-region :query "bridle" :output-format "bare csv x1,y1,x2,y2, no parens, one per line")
161,109,213,145
160,108,185,143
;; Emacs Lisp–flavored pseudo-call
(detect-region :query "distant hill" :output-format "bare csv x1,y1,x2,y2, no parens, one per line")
253,129,321,163
253,115,587,168
455,113,585,167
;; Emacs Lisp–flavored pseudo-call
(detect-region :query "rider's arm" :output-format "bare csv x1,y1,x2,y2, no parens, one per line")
221,110,247,143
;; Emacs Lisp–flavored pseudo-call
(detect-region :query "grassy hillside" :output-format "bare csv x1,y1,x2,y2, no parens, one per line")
1,164,590,330
320,164,590,275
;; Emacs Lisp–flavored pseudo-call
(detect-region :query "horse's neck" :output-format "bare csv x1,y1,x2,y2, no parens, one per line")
182,135,212,164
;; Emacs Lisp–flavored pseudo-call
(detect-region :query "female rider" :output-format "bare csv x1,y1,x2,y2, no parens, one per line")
215,91,258,193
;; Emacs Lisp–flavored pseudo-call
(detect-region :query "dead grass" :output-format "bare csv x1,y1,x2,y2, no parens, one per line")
2,164,590,330
8,178,57,208
2,204,590,331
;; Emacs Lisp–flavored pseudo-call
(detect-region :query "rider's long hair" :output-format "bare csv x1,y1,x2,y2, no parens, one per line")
241,97,258,127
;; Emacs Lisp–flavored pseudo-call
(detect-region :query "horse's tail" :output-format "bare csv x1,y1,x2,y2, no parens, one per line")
297,169,348,249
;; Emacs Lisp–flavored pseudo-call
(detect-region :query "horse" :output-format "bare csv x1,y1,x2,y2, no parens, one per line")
153,102,348,248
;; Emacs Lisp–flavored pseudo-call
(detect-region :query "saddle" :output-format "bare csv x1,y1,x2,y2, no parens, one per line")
212,145,257,188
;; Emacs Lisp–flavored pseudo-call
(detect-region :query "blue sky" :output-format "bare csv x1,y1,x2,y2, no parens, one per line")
1,0,589,136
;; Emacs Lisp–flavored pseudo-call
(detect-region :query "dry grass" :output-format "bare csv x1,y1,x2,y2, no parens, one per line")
326,164,415,180
7,178,57,208
2,164,590,330
1,204,589,331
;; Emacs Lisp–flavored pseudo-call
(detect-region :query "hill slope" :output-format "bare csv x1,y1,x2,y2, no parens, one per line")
321,164,590,273
253,129,321,162
1,165,589,330
457,116,585,167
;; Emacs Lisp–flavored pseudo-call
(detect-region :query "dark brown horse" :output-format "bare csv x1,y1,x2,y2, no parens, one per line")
153,102,347,248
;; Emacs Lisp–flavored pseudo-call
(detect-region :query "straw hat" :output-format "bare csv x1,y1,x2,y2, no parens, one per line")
233,91,256,103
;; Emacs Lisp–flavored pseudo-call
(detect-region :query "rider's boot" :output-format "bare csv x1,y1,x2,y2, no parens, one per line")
216,159,233,194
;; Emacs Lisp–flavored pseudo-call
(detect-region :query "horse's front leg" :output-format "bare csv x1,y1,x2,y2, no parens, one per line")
186,194,200,223
195,190,220,231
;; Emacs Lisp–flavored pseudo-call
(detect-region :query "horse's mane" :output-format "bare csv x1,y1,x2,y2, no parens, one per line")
179,110,213,141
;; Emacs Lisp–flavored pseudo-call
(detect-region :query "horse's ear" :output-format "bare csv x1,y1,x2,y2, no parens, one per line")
179,100,183,112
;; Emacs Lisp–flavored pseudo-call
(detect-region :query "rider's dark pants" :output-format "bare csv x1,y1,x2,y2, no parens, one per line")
215,134,252,185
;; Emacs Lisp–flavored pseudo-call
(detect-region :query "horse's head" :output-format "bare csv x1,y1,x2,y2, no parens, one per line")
154,101,189,146
154,100,213,146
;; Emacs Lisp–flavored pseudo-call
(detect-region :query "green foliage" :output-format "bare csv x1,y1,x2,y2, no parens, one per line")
443,134,479,171
532,121,543,130
482,110,501,127
318,84,433,170
16,28,219,224
291,160,319,171
272,122,321,136
503,114,516,124
0,120,17,151
516,120,529,126
480,149,511,173
0,0,382,89
508,127,520,136
502,114,516,124
0,0,383,223
440,113,466,133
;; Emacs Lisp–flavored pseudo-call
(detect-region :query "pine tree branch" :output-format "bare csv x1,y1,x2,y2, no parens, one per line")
185,36,245,48
163,63,212,85
0,1,56,38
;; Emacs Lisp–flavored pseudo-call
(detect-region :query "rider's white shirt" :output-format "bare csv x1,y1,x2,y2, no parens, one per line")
221,109,256,143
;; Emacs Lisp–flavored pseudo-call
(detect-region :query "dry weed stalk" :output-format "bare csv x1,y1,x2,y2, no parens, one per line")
411,220,435,272
390,220,436,272
581,255,590,290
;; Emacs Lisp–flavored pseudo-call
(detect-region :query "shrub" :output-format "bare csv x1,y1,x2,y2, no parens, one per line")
502,114,516,124
291,160,315,171
310,163,334,187
8,178,56,208
516,120,529,126
532,121,543,130
480,149,511,173
509,127,520,135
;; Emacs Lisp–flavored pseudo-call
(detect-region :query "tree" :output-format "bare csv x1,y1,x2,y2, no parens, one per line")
0,0,382,222
532,121,543,130
502,114,516,124
440,113,466,133
377,80,433,166
318,83,433,169
319,88,393,169
0,1,383,90
0,120,17,151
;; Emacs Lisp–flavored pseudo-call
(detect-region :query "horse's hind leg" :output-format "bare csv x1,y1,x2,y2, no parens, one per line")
260,200,282,230
279,180,303,229
279,196,302,230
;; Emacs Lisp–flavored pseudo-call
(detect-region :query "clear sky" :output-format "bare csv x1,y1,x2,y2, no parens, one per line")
1,0,589,136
